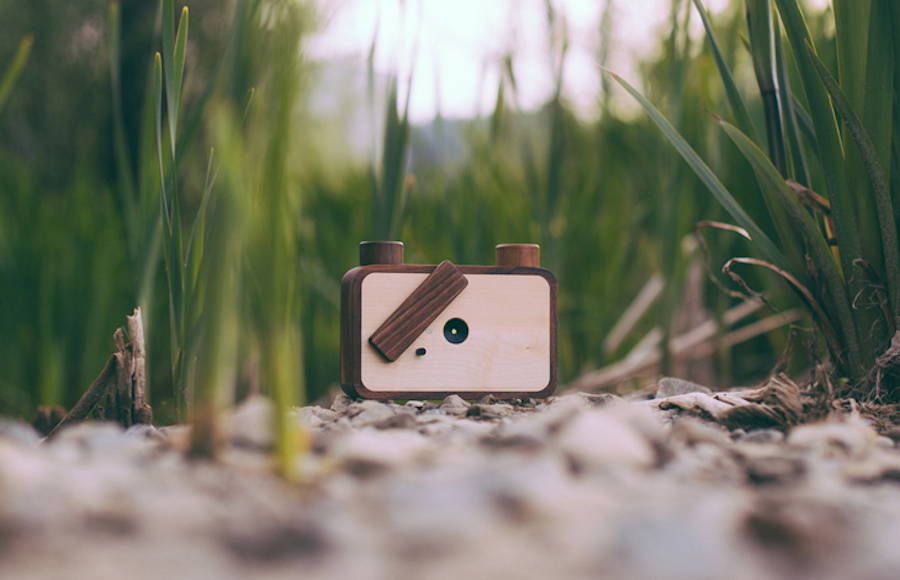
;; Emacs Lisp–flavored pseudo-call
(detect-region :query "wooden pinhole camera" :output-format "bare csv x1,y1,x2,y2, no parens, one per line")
340,241,557,400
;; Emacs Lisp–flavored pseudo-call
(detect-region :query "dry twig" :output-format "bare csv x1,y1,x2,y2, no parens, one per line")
45,308,151,439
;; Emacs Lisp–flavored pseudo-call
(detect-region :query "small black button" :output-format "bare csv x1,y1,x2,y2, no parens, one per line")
415,348,426,356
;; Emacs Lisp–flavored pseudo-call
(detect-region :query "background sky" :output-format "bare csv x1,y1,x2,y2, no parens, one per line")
306,0,830,123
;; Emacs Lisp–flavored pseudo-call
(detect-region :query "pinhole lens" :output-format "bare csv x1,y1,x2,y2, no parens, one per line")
443,318,469,344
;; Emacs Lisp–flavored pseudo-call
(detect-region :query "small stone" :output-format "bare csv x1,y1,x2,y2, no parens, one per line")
481,421,546,453
743,454,806,485
883,427,900,444
123,424,165,443
219,520,331,563
48,422,126,451
875,436,895,449
580,392,624,407
788,418,877,458
670,418,732,448
0,418,41,446
229,395,274,450
373,412,417,430
655,377,712,399
333,429,433,474
611,515,732,580
157,424,192,451
302,406,340,423
440,395,470,416
540,395,587,434
330,394,353,415
466,403,514,420
739,429,785,445
294,406,340,429
556,409,656,471
309,420,353,454
623,389,655,402
466,405,501,420
843,456,900,482
664,440,743,482
349,400,397,428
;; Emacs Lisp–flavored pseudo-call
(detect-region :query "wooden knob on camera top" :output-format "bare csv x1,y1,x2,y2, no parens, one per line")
360,241,404,266
495,244,540,268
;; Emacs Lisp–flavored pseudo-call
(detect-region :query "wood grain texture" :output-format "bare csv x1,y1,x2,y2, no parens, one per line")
496,244,540,267
368,261,468,361
359,241,404,265
340,264,557,400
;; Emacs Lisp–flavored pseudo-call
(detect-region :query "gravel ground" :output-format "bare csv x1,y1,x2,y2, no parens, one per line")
3,380,900,580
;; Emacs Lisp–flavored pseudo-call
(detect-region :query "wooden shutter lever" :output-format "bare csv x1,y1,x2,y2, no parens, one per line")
368,261,468,361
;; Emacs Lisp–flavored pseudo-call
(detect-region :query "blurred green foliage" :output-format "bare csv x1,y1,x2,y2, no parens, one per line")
621,0,900,395
0,0,833,423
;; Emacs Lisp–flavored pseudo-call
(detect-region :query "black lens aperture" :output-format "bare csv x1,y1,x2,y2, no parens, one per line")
443,318,469,344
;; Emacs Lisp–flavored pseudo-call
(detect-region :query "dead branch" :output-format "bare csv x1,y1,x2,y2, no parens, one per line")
565,303,800,393
602,273,664,357
46,355,117,439
45,308,151,440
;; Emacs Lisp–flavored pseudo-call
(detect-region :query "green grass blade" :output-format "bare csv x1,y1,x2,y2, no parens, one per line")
173,3,239,169
773,0,865,307
166,10,187,351
833,0,870,115
807,41,900,329
155,52,180,388
606,69,801,285
171,172,185,332
108,2,138,256
861,0,893,174
747,0,787,175
0,35,33,113
138,216,163,329
891,2,900,225
241,88,255,122
190,108,245,459
859,0,895,269
775,19,810,186
185,149,217,325
836,0,890,315
174,7,189,116
717,118,861,371
691,0,761,144
790,94,816,152
162,0,177,154
377,77,411,240
162,1,188,156
154,54,168,233
694,0,805,278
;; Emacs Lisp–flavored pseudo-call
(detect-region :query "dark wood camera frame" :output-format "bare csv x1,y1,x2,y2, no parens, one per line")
340,263,557,400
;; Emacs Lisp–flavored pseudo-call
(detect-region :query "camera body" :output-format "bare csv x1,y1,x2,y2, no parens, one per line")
340,242,557,400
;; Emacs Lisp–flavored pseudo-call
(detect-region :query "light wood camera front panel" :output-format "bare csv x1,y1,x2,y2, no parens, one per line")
360,273,551,393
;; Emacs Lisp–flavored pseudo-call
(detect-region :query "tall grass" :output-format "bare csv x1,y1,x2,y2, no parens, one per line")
0,35,31,112
614,0,900,397
0,0,824,431
238,0,309,474
149,0,308,466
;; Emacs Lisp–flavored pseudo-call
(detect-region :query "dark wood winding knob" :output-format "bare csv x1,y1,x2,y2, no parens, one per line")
360,241,404,266
496,244,540,267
